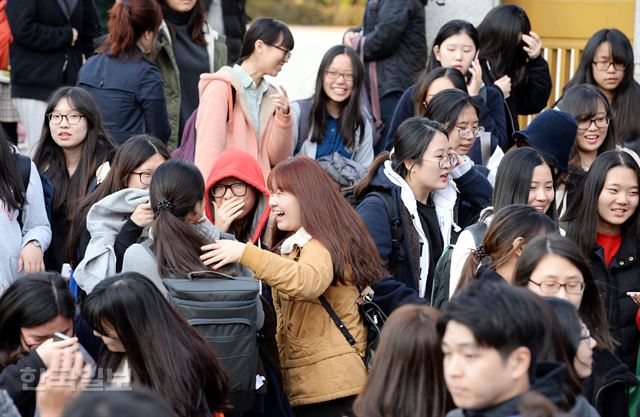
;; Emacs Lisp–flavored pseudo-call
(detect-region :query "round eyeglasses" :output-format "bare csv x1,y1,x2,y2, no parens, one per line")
130,171,153,185
454,126,485,139
47,113,85,125
528,279,585,295
211,182,248,198
422,152,461,170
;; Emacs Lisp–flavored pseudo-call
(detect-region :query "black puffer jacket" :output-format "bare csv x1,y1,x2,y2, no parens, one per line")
589,237,640,373
221,0,246,65
358,0,427,98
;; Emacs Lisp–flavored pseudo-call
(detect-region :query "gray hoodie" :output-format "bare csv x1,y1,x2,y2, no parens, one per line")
0,155,51,295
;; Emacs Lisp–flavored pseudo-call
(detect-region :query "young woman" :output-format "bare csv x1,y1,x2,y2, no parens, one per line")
425,19,507,151
292,45,373,188
155,0,227,148
556,84,617,214
0,273,89,417
477,4,552,141
563,150,640,374
563,29,640,144
425,88,504,180
352,304,448,417
33,86,117,274
83,272,228,417
195,17,294,180
354,117,492,304
0,132,50,294
68,136,169,296
204,148,270,245
514,235,634,417
449,147,557,295
456,204,556,291
121,160,240,295
202,156,388,416
77,0,171,144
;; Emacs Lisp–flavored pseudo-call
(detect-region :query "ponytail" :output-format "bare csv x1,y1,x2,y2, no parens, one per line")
100,0,162,59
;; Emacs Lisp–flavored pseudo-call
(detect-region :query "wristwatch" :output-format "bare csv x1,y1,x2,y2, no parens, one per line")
28,240,41,248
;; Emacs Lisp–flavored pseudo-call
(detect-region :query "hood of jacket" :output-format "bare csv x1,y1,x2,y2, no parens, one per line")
204,148,270,243
530,362,566,409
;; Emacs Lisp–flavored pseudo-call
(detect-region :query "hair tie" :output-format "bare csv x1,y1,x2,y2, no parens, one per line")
473,245,487,261
156,200,175,214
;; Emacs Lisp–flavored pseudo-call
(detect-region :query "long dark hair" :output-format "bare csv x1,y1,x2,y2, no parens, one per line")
458,204,556,290
492,147,558,221
424,89,479,136
426,19,479,80
477,4,532,88
99,0,163,59
67,135,170,266
353,305,449,417
308,45,364,150
82,273,229,417
0,273,75,368
237,17,294,64
33,87,117,218
268,157,388,290
158,0,207,45
557,84,616,171
149,160,210,277
563,29,640,143
513,234,615,350
354,117,448,200
413,67,468,116
0,129,25,212
564,150,640,256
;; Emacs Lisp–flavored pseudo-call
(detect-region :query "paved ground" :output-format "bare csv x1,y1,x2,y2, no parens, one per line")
264,25,349,102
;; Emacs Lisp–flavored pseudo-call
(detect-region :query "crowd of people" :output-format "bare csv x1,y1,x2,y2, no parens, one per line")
1,0,640,416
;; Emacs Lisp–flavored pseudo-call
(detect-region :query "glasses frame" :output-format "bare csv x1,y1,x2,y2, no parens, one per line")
324,70,354,83
528,279,586,295
421,151,461,170
129,171,153,185
266,43,292,60
211,182,248,198
576,116,610,131
47,112,85,125
592,61,627,71
453,126,486,139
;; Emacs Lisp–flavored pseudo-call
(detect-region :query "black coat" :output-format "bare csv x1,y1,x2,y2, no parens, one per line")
6,0,101,101
590,237,640,373
359,0,427,98
481,55,552,146
221,0,246,65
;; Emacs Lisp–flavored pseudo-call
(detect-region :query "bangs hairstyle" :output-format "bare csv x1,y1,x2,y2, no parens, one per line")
33,87,117,217
557,84,616,172
237,17,294,64
424,89,479,135
414,67,468,116
67,135,170,266
353,305,449,417
426,19,479,81
457,204,557,292
82,273,228,417
268,157,387,289
353,118,448,201
493,147,558,221
513,234,614,350
0,273,75,368
477,4,531,87
563,150,640,256
100,0,163,59
563,29,640,143
309,45,364,150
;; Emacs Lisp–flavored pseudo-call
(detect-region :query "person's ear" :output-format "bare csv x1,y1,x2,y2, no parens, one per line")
433,45,441,61
404,159,415,174
254,39,265,55
506,346,531,382
513,236,526,257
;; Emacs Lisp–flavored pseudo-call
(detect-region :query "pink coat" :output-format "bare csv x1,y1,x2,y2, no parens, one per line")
194,66,293,180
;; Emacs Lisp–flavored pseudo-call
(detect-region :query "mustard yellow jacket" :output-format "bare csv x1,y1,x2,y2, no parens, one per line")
239,234,367,406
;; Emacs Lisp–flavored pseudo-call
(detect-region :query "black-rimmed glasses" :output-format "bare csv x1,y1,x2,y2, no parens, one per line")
211,183,248,198
130,171,153,185
47,113,85,125
576,117,610,131
266,43,292,60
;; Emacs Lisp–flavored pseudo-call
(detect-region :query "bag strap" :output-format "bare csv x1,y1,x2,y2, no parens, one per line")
15,153,30,228
319,294,357,347
358,37,383,131
294,98,313,155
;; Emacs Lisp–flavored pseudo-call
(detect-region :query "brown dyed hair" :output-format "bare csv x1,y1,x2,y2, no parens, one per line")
268,157,387,289
353,305,449,417
100,0,163,59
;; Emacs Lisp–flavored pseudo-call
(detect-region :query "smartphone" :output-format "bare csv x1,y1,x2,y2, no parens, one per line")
53,332,70,342
52,332,98,376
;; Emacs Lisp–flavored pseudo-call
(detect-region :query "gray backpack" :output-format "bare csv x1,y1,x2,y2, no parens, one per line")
163,270,260,411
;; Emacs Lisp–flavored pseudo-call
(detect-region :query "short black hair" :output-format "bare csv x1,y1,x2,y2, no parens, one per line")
438,279,548,377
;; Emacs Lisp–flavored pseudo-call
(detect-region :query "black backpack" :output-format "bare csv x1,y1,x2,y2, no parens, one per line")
163,270,260,412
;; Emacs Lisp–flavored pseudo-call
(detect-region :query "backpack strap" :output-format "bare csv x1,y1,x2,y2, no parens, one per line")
15,153,30,229
294,98,313,155
365,191,404,269
319,294,356,346
467,222,488,248
480,132,491,166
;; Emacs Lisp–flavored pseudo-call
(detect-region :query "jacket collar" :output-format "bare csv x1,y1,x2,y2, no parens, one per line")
281,228,312,255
